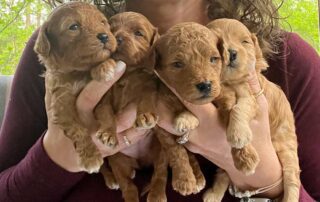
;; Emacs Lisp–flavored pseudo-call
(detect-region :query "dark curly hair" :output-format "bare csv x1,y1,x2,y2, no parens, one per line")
46,0,285,58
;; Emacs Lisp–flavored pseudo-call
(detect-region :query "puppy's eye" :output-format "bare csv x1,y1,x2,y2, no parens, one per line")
134,30,144,37
242,40,250,44
69,23,80,31
172,61,184,68
210,56,219,63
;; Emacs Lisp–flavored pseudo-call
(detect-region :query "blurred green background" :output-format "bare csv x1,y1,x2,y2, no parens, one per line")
0,0,319,75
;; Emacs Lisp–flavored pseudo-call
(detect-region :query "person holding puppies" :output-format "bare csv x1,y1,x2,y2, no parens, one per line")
0,0,319,201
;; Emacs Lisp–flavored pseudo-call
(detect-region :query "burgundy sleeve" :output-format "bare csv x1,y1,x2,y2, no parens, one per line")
0,31,85,201
268,32,320,200
286,33,320,200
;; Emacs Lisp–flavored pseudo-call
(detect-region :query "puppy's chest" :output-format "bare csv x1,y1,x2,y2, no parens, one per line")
111,68,157,112
215,83,252,120
45,71,90,95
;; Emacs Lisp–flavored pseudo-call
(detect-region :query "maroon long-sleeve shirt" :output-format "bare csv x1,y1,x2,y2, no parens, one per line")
0,31,319,202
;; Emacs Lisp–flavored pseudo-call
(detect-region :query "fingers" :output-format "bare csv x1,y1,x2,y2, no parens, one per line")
247,69,269,121
116,103,137,133
156,101,180,135
76,61,126,122
116,128,149,150
94,128,149,157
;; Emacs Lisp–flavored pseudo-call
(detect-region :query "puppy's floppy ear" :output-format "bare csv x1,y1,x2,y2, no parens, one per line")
251,34,268,72
145,40,161,71
34,22,51,57
211,29,225,63
150,27,160,46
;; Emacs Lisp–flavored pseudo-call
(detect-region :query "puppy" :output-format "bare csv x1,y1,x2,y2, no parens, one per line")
203,19,300,202
95,12,165,202
148,22,223,197
34,2,117,173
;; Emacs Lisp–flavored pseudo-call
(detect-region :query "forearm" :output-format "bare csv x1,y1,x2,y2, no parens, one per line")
0,135,84,201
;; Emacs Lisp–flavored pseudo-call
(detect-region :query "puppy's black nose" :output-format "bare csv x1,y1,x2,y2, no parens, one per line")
196,81,211,94
228,49,237,62
116,36,123,45
97,33,109,44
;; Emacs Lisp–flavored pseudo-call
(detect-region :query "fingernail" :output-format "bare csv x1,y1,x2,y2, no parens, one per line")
115,61,126,73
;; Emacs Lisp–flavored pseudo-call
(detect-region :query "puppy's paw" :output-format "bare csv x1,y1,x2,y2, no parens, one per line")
105,174,120,190
172,174,197,196
96,130,118,148
80,154,104,174
147,191,167,202
202,188,221,202
227,123,252,149
91,59,116,82
174,111,199,134
134,112,158,129
232,145,260,175
130,170,136,179
193,172,206,194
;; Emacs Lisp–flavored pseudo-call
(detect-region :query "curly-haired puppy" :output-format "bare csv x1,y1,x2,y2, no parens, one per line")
203,19,300,202
148,22,223,197
34,2,117,173
95,12,164,202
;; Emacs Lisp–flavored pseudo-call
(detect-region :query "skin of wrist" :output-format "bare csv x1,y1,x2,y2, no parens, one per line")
225,150,283,198
43,128,83,173
199,139,283,198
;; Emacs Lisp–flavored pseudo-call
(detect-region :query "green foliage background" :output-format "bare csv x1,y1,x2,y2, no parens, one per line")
0,0,319,75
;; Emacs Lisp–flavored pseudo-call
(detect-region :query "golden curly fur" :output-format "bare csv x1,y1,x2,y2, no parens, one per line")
203,19,300,202
34,2,117,173
148,22,224,198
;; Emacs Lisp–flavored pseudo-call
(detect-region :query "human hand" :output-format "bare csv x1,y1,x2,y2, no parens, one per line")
43,61,150,173
157,68,283,197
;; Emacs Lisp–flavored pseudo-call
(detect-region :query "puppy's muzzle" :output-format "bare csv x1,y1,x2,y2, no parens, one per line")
97,33,109,44
116,36,124,45
196,81,212,94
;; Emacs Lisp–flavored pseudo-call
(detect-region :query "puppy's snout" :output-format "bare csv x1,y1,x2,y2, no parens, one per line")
97,33,109,44
116,36,124,45
228,49,237,62
196,81,212,94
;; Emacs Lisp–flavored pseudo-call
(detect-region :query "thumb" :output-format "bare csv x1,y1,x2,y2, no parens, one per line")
247,69,268,120
77,61,126,116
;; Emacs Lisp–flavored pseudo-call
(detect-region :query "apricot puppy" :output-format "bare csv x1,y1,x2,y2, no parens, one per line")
34,2,117,173
203,19,300,202
96,12,166,202
149,22,223,197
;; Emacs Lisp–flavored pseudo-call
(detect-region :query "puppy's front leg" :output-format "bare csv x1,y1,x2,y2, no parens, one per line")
227,91,259,174
227,95,256,149
154,127,197,196
91,59,117,82
49,88,103,173
135,92,158,129
174,111,199,135
94,93,118,148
